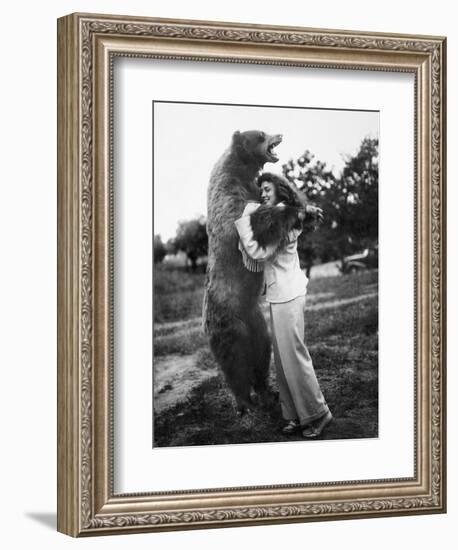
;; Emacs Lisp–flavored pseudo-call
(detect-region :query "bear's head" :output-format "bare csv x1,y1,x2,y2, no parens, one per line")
231,130,283,166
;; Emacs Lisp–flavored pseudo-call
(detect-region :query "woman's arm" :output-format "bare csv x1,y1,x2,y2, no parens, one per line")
235,214,278,261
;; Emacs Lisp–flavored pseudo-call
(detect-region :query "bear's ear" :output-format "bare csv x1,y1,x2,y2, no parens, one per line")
232,130,242,143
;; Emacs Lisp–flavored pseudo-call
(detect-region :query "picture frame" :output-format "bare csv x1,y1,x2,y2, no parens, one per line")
57,12,446,537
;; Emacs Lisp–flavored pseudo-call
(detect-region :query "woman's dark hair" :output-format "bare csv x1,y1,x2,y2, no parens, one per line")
257,172,303,208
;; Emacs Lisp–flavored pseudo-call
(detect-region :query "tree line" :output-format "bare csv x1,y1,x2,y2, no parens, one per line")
154,137,379,270
154,216,208,271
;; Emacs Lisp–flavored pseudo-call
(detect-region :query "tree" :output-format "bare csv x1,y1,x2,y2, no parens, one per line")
165,237,177,256
329,137,379,245
174,216,208,271
153,235,167,264
282,137,379,264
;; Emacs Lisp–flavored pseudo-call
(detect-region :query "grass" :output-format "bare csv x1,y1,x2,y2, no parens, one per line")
153,265,378,447
154,265,206,323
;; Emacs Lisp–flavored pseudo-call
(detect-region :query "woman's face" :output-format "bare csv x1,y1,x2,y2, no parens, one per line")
260,181,277,206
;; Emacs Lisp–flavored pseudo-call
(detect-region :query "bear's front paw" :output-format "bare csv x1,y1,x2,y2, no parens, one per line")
306,204,324,223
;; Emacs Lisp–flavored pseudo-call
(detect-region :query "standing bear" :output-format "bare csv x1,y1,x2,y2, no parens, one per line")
203,130,304,414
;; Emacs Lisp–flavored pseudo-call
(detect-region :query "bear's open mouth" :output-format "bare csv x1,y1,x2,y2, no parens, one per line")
266,135,282,162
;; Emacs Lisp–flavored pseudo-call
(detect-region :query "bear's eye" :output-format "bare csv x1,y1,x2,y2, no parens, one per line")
258,132,266,143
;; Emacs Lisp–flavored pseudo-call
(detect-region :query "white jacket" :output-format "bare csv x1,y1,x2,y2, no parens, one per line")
234,202,308,303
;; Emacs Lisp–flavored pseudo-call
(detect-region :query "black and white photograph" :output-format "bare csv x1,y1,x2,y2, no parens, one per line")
152,101,379,448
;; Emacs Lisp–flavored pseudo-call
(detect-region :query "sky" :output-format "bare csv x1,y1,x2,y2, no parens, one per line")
153,102,379,241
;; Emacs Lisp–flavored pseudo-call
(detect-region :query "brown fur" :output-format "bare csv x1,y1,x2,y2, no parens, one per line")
250,204,303,248
203,130,284,413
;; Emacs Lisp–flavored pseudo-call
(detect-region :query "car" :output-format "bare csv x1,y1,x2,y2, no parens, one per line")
340,246,378,274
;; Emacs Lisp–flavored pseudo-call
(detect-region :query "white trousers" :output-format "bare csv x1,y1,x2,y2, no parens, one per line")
269,295,329,425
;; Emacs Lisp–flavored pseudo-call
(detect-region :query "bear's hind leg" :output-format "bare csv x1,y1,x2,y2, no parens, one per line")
250,308,275,407
220,349,256,415
209,323,256,415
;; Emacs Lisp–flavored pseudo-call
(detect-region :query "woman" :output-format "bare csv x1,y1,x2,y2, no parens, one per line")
234,173,332,438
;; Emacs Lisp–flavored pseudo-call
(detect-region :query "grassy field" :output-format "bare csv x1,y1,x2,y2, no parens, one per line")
153,263,378,447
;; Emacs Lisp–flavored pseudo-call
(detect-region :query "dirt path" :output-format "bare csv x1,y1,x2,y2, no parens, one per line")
153,352,218,415
307,291,377,311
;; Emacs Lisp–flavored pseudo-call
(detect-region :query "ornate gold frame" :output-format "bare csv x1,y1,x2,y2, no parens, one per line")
57,13,446,537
